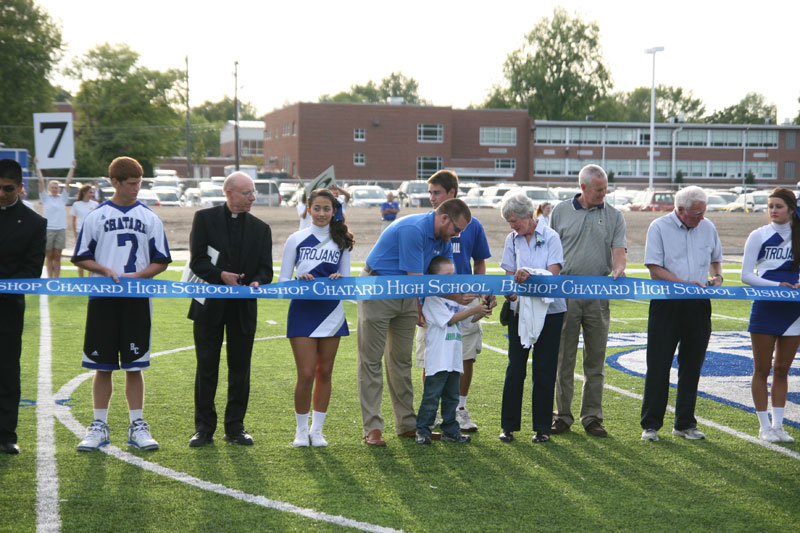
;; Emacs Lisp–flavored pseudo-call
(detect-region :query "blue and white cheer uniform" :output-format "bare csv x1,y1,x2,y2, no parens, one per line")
742,221,800,335
280,224,350,338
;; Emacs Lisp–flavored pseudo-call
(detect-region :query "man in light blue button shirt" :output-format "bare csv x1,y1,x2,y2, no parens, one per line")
640,186,723,442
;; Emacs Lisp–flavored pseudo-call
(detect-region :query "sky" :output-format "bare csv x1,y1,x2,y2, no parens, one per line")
37,0,800,122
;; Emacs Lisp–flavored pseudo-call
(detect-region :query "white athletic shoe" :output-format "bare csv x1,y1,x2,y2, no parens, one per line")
641,429,659,441
309,430,328,447
456,408,478,432
672,427,705,440
77,420,110,451
772,427,795,443
128,419,159,450
758,428,780,443
293,427,310,447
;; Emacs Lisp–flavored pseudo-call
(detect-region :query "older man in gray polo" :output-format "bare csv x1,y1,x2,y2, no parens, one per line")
549,164,627,438
640,186,722,442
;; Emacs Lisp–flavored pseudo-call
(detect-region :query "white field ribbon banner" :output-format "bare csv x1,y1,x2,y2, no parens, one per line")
1,275,799,302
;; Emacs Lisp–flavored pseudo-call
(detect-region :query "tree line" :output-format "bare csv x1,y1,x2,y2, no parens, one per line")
1,1,795,176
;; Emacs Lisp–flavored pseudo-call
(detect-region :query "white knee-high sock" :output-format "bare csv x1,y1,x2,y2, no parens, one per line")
295,412,309,431
311,411,327,433
756,411,771,430
772,407,785,429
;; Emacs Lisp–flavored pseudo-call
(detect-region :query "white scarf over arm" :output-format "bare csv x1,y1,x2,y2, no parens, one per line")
517,268,553,348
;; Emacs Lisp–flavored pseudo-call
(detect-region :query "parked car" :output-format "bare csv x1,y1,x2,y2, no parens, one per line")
253,179,282,206
152,176,184,193
463,196,495,209
481,185,517,207
151,187,181,207
552,187,581,201
136,189,160,207
397,180,431,208
348,185,387,207
706,189,738,204
278,181,300,199
181,187,201,207
502,186,558,209
199,186,226,207
725,192,769,212
458,182,481,197
705,194,728,212
605,192,631,211
629,190,675,212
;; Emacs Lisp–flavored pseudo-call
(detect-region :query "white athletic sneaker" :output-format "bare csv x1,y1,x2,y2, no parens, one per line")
77,420,110,451
758,428,780,443
456,408,478,432
309,430,328,447
293,427,310,447
772,427,795,443
641,429,659,441
128,419,159,450
672,427,706,440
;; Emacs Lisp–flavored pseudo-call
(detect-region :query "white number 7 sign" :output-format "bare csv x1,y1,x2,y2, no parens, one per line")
33,112,75,169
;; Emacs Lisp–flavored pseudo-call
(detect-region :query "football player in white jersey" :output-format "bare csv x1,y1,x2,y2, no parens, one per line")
72,157,172,452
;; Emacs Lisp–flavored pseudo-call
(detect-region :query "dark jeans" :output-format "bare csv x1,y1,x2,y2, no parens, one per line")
501,311,564,433
0,294,24,444
641,299,711,431
416,370,460,437
194,302,255,435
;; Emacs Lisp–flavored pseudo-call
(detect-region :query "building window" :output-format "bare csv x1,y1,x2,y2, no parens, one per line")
534,127,565,144
567,159,601,176
417,124,443,143
677,129,707,146
676,160,707,177
710,130,743,147
495,159,516,170
354,128,366,142
534,158,564,176
416,156,442,180
709,160,742,177
292,162,296,176
786,131,797,150
746,130,778,147
240,139,263,157
605,128,637,145
480,127,517,146
264,129,271,140
353,152,365,166
569,127,602,145
605,159,636,177
292,121,297,136
785,161,796,180
638,129,672,146
746,161,777,179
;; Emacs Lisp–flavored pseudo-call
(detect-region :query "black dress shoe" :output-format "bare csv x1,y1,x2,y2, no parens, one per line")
532,433,550,443
0,441,20,454
224,430,254,445
189,432,214,447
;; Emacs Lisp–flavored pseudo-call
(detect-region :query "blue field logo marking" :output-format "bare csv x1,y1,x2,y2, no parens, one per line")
605,331,800,429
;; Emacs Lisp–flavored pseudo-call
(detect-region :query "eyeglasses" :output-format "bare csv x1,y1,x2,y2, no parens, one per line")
450,218,464,234
1,185,17,193
238,190,257,198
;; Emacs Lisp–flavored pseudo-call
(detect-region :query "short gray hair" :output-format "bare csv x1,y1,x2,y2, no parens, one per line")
578,164,607,187
501,193,534,220
674,185,707,209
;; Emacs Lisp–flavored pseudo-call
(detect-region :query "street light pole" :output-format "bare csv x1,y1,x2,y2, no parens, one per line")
645,46,664,190
234,60,240,171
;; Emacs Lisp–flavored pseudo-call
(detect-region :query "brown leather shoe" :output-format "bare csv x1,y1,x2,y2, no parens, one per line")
399,430,441,439
550,419,570,434
584,421,608,437
365,429,386,446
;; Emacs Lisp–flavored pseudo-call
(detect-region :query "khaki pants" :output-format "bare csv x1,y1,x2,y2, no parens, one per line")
357,296,418,437
554,298,610,428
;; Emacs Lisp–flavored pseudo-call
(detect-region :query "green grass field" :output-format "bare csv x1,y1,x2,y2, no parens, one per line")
1,263,798,532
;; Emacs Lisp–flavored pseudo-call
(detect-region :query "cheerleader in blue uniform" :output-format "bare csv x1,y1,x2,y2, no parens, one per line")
741,188,800,443
280,189,354,447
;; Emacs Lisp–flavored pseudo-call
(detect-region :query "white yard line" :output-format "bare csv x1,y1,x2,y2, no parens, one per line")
52,338,399,533
481,341,800,461
36,295,61,533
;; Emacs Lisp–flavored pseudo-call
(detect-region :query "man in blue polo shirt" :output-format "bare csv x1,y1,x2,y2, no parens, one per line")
415,170,493,432
358,198,471,446
380,191,400,233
